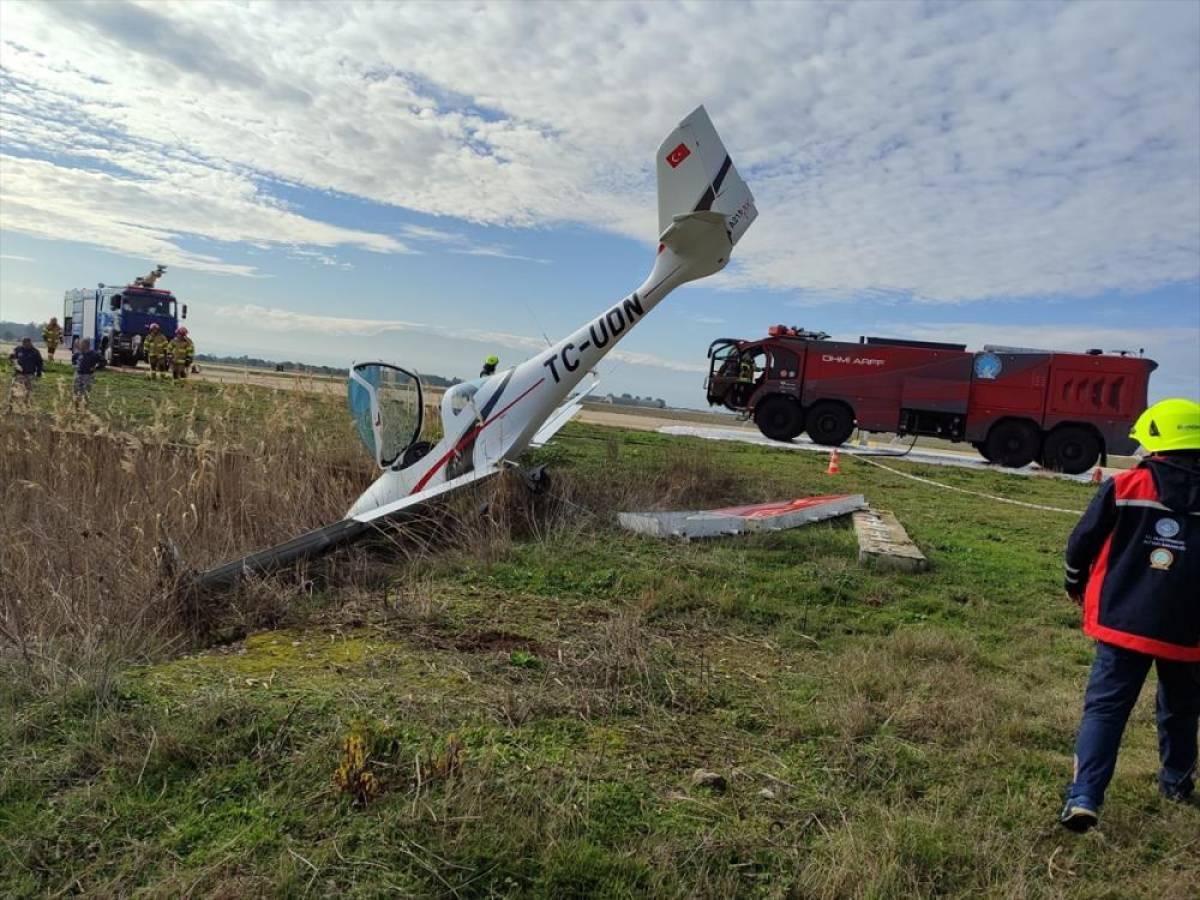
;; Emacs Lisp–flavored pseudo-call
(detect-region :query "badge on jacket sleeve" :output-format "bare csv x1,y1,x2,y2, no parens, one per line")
1149,548,1175,570
1155,518,1181,539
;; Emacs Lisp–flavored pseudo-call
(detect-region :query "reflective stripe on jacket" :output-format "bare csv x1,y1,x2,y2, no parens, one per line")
144,333,170,359
1065,455,1200,661
169,337,194,365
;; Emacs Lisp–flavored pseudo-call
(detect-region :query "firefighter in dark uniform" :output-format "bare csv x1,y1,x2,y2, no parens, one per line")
1059,398,1200,832
6,337,43,411
480,355,499,378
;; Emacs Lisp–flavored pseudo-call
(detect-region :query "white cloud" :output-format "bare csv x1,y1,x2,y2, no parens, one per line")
0,0,1194,299
395,223,549,262
212,303,704,373
0,148,409,276
456,245,549,264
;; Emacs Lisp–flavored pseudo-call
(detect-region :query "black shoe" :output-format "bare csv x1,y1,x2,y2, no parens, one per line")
1161,787,1198,807
1059,798,1099,833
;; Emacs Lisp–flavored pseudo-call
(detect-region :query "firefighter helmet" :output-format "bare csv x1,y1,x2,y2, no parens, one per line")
148,322,160,331
176,326,188,337
485,355,499,366
1129,398,1200,453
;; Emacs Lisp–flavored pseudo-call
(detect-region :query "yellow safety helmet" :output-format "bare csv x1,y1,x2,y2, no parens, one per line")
1129,398,1200,453
485,355,499,366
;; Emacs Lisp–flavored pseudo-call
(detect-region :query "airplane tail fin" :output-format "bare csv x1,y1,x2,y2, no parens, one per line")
656,106,757,248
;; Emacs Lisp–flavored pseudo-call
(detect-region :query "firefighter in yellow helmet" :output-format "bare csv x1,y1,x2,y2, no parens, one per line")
143,323,170,379
480,355,499,378
42,317,63,361
169,326,194,382
1059,398,1200,833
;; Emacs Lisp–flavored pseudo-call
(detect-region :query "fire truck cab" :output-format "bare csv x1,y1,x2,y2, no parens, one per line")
706,327,1157,473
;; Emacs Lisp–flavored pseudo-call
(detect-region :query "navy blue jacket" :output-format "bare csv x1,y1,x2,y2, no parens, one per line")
1065,454,1200,661
10,345,44,376
72,349,107,376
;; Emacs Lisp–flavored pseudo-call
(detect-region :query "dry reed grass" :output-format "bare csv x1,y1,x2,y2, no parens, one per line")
1,384,371,694
2,383,744,699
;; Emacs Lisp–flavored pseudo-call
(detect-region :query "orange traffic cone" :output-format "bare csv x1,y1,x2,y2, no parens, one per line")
1090,467,1103,484
826,449,840,475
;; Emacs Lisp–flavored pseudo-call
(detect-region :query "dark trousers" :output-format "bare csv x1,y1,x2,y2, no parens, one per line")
1068,641,1200,806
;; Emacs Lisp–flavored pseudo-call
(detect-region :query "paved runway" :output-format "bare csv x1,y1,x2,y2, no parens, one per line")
656,425,1113,482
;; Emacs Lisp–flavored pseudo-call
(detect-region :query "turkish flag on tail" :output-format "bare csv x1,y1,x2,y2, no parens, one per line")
665,142,691,168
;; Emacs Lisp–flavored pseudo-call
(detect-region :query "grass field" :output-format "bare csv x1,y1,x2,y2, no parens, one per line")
1,365,1196,898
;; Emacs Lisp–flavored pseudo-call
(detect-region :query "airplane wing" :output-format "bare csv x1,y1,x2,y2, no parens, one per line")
528,376,600,449
349,466,501,524
194,467,502,588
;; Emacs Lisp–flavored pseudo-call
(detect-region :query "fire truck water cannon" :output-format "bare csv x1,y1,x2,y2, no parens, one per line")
706,330,1156,475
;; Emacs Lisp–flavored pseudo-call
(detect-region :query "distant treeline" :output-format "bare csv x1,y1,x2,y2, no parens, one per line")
0,321,43,342
601,393,667,409
194,353,462,387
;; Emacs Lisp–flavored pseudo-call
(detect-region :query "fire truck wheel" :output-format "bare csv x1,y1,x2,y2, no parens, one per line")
805,400,855,446
984,419,1041,468
754,396,804,441
972,441,996,463
1041,426,1100,475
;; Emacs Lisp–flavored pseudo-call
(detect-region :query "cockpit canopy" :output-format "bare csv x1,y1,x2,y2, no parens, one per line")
347,363,424,469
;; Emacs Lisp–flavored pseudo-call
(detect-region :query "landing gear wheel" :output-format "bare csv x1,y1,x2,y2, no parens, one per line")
984,420,1041,468
805,400,855,447
1041,426,1100,475
521,464,551,495
754,396,804,441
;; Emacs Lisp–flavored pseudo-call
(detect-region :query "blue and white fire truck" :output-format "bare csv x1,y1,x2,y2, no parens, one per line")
63,266,188,366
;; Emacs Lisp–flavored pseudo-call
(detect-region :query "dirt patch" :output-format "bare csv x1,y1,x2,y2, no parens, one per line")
452,630,544,654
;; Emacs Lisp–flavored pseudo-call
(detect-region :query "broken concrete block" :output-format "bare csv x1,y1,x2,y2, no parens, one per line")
853,508,927,572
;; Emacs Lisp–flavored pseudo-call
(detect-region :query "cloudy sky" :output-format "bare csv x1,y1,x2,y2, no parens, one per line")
1,0,1197,405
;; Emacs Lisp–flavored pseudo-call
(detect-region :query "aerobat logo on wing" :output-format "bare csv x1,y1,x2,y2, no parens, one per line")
665,143,691,168
543,293,645,383
728,198,754,231
821,354,885,367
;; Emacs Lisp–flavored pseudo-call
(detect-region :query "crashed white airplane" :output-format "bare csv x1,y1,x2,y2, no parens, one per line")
197,106,757,586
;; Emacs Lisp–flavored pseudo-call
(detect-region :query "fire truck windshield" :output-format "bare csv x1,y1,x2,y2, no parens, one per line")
123,294,174,316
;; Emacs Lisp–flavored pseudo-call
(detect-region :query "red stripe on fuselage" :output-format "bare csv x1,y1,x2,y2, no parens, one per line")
410,378,547,494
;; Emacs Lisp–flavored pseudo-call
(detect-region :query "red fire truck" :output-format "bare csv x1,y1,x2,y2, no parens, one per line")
705,326,1157,473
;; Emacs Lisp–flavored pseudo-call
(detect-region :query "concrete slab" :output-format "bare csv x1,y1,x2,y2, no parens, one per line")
853,508,928,571
619,494,866,540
